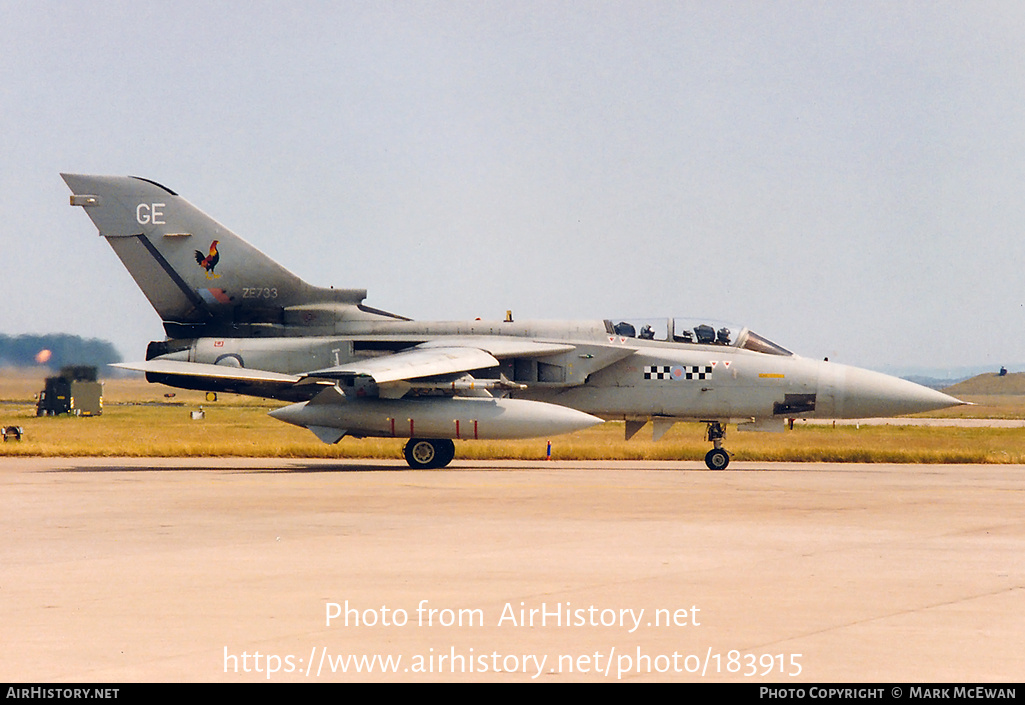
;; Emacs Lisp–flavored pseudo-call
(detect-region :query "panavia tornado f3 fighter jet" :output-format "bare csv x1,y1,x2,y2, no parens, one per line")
62,174,965,469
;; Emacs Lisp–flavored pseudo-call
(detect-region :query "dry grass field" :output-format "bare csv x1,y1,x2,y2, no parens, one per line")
4,368,1025,463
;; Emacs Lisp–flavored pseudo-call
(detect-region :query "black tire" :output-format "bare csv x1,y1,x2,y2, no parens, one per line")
434,439,455,468
705,448,730,470
403,439,455,469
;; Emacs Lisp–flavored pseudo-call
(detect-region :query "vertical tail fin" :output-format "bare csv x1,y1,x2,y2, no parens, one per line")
62,174,374,337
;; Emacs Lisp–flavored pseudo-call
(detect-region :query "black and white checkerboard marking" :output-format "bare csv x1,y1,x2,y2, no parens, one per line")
643,365,714,381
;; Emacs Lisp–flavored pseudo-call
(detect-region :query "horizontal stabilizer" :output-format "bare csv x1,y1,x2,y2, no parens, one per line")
113,360,301,384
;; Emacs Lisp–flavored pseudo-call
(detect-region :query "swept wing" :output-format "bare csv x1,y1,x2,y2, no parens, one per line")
116,338,581,399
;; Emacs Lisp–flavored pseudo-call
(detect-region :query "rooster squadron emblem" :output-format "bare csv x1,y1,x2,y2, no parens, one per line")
194,240,221,279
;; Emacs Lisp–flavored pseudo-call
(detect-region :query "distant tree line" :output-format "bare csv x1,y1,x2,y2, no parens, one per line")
0,334,122,371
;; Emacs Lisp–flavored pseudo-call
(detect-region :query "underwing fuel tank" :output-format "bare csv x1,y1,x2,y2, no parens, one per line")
269,388,604,442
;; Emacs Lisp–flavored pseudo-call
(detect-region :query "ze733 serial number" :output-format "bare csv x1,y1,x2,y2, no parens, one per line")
242,287,279,299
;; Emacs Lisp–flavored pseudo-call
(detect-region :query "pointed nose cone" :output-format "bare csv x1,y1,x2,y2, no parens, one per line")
831,365,965,418
268,401,309,428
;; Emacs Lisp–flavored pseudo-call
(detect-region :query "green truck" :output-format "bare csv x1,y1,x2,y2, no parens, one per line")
36,366,103,416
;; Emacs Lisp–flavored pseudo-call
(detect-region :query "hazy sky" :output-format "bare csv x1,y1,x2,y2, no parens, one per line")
3,1,1024,373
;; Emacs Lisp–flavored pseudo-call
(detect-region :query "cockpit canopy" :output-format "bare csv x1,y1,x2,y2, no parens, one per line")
605,317,792,356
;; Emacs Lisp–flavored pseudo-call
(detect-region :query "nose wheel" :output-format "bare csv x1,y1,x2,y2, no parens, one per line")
704,447,730,470
704,421,730,470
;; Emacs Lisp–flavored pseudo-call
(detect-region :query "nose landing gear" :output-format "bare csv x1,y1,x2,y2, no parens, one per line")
704,421,730,470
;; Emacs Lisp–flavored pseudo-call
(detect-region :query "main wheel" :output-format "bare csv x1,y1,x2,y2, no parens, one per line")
704,448,730,470
403,438,455,469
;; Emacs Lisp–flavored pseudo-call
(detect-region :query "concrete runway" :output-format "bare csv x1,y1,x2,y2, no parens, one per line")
1,457,1022,682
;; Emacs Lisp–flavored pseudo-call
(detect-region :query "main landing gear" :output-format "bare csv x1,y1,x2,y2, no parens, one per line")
403,427,733,470
704,421,730,470
403,438,456,469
